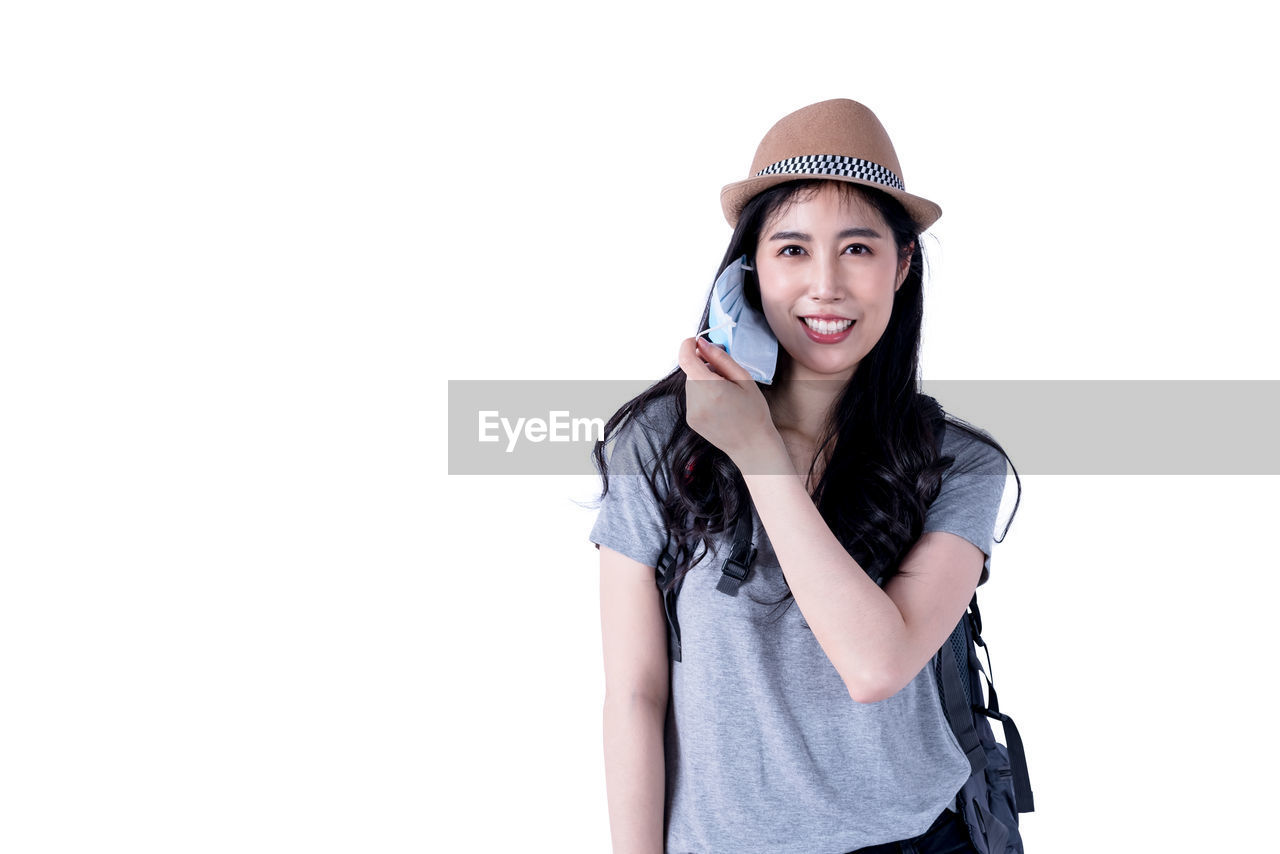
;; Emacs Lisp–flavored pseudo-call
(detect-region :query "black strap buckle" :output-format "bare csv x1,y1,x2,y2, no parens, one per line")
722,549,754,581
715,545,756,595
716,503,756,596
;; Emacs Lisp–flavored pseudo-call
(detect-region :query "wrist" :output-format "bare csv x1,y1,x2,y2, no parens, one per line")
733,430,793,477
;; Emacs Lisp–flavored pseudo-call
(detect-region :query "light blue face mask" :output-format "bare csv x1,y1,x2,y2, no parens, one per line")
700,255,779,385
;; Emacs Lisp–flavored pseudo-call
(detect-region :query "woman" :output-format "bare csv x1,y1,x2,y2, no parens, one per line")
590,99,1022,854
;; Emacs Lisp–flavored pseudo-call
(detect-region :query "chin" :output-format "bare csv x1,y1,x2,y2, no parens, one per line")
798,362,858,380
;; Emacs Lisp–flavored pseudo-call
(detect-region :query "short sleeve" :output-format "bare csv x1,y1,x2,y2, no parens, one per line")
921,427,1008,586
587,399,676,570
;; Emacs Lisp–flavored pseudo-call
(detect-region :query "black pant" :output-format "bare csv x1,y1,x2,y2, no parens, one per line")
842,808,978,854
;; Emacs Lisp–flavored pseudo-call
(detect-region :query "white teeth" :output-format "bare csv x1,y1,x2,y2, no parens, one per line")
803,317,853,334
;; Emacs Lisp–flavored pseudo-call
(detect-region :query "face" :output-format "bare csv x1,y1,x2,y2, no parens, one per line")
753,183,912,385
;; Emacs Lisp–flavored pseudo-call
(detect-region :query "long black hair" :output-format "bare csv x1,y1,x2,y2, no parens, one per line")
591,178,1020,618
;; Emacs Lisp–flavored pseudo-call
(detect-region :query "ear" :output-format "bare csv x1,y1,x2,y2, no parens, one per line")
894,241,915,291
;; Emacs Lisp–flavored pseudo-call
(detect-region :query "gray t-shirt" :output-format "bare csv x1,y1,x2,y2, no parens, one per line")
589,395,1008,854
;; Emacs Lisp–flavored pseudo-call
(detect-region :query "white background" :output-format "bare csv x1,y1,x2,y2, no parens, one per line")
2,2,1277,852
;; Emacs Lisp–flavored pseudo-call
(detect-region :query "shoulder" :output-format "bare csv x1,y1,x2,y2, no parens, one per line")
937,411,1008,479
630,393,681,437
605,393,681,475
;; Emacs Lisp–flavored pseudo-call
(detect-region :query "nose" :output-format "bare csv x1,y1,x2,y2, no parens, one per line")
808,254,845,302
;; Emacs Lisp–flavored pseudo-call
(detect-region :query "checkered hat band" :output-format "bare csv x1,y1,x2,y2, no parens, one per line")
754,155,905,192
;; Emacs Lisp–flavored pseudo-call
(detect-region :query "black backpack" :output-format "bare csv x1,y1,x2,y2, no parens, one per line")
654,395,1034,853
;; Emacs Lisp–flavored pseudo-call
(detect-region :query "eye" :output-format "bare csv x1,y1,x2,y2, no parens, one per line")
845,243,871,256
779,245,807,257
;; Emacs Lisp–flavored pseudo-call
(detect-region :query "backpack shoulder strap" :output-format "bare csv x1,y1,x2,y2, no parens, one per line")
655,543,684,662
927,393,1036,814
659,479,758,662
925,396,989,774
716,487,757,597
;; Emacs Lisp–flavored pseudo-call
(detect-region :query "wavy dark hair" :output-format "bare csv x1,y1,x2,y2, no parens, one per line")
591,179,1020,621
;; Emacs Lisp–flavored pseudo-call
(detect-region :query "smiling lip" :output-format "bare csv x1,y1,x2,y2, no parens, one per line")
799,316,855,343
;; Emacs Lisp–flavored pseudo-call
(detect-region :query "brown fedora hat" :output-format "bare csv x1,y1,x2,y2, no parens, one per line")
720,98,942,233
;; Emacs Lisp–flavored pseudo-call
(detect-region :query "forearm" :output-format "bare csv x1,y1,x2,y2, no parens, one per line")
738,435,907,701
602,694,667,854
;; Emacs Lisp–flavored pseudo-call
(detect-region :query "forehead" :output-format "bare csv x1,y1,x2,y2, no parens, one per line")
762,182,887,234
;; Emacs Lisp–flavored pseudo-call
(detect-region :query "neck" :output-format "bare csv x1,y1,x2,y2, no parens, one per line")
764,358,850,444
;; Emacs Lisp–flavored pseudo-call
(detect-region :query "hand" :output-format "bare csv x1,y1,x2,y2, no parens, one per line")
676,337,782,468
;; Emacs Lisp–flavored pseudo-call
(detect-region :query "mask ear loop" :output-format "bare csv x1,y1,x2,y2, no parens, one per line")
696,319,735,340
739,258,760,318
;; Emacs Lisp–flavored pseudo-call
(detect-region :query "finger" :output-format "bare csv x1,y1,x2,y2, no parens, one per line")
676,337,724,381
693,337,754,386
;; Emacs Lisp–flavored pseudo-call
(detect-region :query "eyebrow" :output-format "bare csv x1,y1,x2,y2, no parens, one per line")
767,227,884,241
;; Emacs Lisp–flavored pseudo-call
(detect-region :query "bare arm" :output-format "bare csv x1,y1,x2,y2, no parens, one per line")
738,435,984,703
599,544,669,854
677,336,988,705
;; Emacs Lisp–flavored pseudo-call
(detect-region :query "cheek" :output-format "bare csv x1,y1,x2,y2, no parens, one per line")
859,267,903,304
759,290,802,337
755,281,791,329
763,304,792,339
